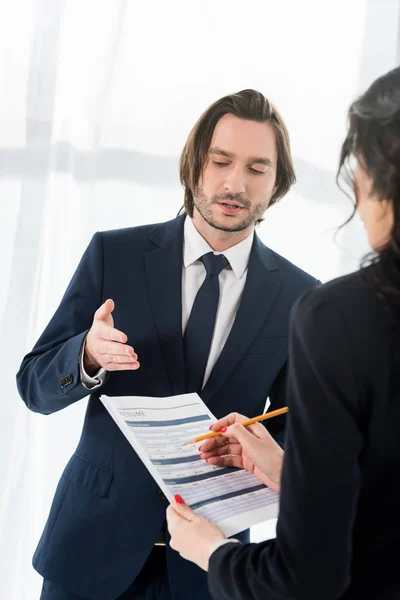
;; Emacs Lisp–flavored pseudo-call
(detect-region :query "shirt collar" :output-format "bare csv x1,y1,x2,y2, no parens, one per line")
183,216,254,279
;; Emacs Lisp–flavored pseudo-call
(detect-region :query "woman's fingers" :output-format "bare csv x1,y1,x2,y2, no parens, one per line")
199,442,242,460
199,435,237,454
208,412,249,432
205,455,244,469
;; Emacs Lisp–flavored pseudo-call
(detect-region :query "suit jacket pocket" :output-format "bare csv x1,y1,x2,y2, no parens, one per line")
246,335,287,356
61,453,113,498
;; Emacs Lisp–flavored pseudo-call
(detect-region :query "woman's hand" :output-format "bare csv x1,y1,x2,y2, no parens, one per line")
166,495,226,571
199,413,284,492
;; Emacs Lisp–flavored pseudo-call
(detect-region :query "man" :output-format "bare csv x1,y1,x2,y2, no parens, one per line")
17,89,318,600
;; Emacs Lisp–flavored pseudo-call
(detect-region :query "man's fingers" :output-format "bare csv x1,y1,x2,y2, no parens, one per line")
96,324,128,344
103,355,139,364
103,361,140,371
99,342,137,358
94,299,115,321
85,303,136,371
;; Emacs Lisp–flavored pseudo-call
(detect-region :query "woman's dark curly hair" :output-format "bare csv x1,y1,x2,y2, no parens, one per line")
338,66,400,304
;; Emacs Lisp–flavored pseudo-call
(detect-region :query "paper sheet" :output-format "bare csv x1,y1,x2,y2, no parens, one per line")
100,392,279,537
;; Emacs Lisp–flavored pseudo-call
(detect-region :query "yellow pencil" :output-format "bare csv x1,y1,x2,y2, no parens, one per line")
184,406,288,445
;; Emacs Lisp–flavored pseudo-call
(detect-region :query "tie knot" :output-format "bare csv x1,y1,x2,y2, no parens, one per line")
201,252,229,276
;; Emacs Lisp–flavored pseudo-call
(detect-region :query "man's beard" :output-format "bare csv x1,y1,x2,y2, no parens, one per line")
194,189,269,232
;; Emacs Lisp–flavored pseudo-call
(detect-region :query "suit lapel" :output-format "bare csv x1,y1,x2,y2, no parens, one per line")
202,234,281,403
144,216,186,395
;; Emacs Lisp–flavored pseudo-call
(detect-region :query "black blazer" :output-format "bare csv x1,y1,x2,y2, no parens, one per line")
208,267,400,600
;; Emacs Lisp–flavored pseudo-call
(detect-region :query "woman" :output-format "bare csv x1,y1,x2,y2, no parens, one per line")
166,66,400,599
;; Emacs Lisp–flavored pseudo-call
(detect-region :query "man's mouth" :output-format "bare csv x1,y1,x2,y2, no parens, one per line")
218,201,243,209
216,201,245,215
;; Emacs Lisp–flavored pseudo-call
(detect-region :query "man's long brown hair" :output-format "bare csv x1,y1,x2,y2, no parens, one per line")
178,89,296,222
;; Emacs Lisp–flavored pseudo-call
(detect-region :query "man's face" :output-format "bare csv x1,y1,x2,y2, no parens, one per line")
194,114,278,233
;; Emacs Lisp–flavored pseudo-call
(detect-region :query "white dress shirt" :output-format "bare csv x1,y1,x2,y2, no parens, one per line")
81,217,254,389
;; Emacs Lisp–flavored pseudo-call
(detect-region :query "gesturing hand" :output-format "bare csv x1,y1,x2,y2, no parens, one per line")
84,299,140,375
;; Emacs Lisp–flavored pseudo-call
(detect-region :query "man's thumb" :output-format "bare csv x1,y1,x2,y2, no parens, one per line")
95,298,115,321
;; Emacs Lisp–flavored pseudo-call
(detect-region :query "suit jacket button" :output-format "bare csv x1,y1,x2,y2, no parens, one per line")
60,374,73,388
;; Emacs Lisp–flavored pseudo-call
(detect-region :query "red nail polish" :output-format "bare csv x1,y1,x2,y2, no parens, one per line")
208,425,213,430
174,494,185,505
220,427,227,433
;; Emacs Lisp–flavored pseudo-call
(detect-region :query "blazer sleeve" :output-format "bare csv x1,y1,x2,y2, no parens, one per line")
16,232,105,415
208,290,365,600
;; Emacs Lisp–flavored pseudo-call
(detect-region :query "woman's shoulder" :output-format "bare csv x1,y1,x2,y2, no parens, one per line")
292,267,393,337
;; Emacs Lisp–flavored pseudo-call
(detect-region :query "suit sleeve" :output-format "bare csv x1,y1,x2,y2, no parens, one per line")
208,290,364,600
16,232,105,415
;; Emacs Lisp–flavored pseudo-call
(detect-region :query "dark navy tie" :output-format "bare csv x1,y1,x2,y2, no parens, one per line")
184,252,229,393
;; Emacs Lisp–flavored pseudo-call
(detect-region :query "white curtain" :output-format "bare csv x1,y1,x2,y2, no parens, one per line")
0,1,399,597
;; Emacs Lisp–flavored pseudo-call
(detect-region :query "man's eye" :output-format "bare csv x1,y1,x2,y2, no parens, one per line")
249,168,264,175
214,162,229,167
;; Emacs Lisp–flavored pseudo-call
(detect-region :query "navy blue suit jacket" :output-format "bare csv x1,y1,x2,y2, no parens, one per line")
17,215,318,600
